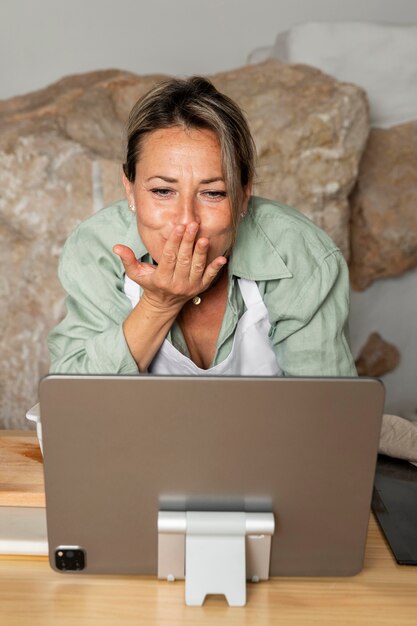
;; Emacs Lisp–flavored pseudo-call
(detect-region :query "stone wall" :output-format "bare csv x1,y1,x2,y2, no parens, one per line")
349,122,417,290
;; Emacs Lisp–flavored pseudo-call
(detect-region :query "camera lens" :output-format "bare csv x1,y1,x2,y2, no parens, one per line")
55,547,86,571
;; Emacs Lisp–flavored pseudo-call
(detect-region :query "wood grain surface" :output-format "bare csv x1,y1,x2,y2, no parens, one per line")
0,431,416,625
0,431,45,506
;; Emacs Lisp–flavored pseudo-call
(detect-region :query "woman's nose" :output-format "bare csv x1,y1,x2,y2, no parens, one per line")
177,198,199,225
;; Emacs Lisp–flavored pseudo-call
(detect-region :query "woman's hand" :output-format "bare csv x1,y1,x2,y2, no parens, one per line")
113,222,227,313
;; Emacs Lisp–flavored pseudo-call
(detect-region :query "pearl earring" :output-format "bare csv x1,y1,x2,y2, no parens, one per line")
129,204,136,213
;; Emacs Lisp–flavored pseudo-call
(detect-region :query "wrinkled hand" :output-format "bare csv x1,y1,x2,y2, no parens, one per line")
113,222,227,312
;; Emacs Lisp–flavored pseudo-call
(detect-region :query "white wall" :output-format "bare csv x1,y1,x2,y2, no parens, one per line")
1,0,417,100
349,268,417,419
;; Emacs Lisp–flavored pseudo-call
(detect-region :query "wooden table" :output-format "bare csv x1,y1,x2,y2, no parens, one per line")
1,431,416,626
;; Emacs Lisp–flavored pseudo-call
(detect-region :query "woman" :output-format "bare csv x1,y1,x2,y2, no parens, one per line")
48,76,356,377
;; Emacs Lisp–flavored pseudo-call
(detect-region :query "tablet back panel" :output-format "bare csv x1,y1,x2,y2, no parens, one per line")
40,376,384,576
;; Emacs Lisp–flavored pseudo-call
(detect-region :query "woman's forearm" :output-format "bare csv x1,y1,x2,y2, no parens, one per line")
48,323,140,375
123,297,181,372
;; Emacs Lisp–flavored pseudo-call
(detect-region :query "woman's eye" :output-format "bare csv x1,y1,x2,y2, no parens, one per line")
151,188,174,197
203,191,227,199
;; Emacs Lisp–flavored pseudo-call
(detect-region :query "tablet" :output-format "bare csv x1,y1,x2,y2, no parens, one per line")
39,375,384,577
372,455,417,565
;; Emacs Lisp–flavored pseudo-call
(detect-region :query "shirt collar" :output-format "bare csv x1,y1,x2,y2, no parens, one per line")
229,200,293,281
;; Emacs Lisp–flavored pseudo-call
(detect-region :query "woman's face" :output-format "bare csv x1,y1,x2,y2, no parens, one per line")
123,126,250,264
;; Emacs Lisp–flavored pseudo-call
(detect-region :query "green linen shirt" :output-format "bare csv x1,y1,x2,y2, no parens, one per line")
48,196,357,376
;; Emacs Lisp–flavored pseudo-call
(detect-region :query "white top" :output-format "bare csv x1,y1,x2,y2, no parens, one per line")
124,275,282,376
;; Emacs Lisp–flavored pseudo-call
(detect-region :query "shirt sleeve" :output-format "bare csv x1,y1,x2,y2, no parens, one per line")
48,228,139,375
267,250,357,376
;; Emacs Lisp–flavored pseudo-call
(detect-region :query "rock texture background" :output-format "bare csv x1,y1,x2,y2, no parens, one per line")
349,121,417,290
212,62,369,258
355,332,401,377
0,59,414,428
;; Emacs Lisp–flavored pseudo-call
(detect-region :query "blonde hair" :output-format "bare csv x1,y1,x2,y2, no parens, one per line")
123,76,255,236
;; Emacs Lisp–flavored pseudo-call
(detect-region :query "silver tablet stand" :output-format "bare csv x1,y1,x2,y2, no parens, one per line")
157,511,275,606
